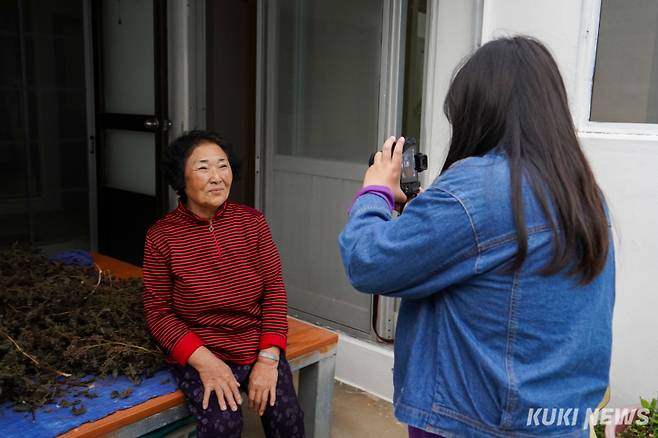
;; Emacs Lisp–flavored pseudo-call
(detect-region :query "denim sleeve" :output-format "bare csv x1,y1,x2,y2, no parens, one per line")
338,187,479,299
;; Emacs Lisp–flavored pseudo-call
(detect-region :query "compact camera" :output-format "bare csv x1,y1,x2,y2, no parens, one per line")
368,137,428,199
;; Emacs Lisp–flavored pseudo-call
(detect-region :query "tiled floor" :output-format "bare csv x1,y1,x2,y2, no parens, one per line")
242,380,407,438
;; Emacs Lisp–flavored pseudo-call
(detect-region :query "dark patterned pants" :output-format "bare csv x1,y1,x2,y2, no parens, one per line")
171,356,305,438
408,426,446,438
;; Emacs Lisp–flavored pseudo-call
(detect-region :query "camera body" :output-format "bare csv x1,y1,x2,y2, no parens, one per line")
368,137,428,199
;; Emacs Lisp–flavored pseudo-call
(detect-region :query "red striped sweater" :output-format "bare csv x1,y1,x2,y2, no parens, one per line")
143,201,288,365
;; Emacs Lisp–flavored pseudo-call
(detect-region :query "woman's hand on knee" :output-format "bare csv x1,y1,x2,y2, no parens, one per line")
188,346,242,411
248,349,279,415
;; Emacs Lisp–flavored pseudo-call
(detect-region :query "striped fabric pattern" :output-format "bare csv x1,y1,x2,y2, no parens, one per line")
143,201,288,365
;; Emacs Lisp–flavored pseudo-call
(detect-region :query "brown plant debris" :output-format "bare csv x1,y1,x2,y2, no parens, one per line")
0,247,165,413
110,387,134,399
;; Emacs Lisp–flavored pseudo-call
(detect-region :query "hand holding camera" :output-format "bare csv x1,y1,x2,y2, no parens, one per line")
365,136,428,208
364,136,408,204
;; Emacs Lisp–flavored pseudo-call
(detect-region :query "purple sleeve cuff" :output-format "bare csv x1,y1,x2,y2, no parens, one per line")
348,185,395,214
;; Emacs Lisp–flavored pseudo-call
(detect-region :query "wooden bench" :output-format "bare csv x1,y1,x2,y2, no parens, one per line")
58,254,338,438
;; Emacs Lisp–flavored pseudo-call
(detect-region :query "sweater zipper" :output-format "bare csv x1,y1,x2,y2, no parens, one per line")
208,220,221,258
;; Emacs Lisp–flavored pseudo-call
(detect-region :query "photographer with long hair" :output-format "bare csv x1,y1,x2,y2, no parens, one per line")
339,36,614,437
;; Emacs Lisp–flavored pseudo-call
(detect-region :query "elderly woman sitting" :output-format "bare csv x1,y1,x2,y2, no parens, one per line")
142,130,304,438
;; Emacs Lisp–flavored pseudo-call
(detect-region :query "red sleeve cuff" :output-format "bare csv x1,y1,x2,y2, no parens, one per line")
259,333,287,352
170,331,204,365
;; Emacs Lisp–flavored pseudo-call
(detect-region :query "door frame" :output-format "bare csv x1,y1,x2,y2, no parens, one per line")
83,0,98,251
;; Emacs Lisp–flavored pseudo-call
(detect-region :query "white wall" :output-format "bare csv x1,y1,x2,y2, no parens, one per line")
335,335,395,403
480,0,584,111
581,135,658,406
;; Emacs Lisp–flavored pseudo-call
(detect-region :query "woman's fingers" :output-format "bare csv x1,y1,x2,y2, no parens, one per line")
381,136,396,160
392,137,405,165
194,354,244,412
269,385,276,407
257,388,267,415
202,385,211,410
202,383,233,412
363,135,407,193
379,135,404,169
214,385,228,411
218,380,238,411
228,378,242,407
373,150,383,165
248,384,271,415
251,387,262,413
381,136,404,162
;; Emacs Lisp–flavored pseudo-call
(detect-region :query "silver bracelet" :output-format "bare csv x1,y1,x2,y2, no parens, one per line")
258,350,280,362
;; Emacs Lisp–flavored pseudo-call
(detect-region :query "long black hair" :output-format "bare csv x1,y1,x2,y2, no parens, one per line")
443,36,609,284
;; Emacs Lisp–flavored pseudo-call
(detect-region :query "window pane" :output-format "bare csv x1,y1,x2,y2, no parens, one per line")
102,0,154,115
273,0,383,162
591,0,658,123
102,129,156,196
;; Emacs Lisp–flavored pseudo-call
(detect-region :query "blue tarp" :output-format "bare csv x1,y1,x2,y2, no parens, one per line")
0,369,178,437
47,250,94,268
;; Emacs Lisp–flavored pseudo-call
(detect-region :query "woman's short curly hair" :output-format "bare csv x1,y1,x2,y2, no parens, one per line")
164,130,241,202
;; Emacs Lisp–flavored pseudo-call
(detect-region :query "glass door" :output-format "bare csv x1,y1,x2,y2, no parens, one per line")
260,0,389,334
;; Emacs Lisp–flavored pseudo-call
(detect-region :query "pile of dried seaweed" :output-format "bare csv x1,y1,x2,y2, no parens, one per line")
0,247,165,414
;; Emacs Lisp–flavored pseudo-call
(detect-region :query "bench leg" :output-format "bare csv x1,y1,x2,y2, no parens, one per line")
298,353,336,438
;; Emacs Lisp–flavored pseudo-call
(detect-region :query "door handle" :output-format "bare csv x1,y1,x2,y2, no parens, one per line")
144,118,160,131
144,118,160,130
144,118,172,131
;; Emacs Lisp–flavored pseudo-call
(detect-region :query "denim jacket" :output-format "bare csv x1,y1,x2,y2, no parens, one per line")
338,148,615,437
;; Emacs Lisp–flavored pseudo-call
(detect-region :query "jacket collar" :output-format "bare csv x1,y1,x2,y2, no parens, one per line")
175,200,228,223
